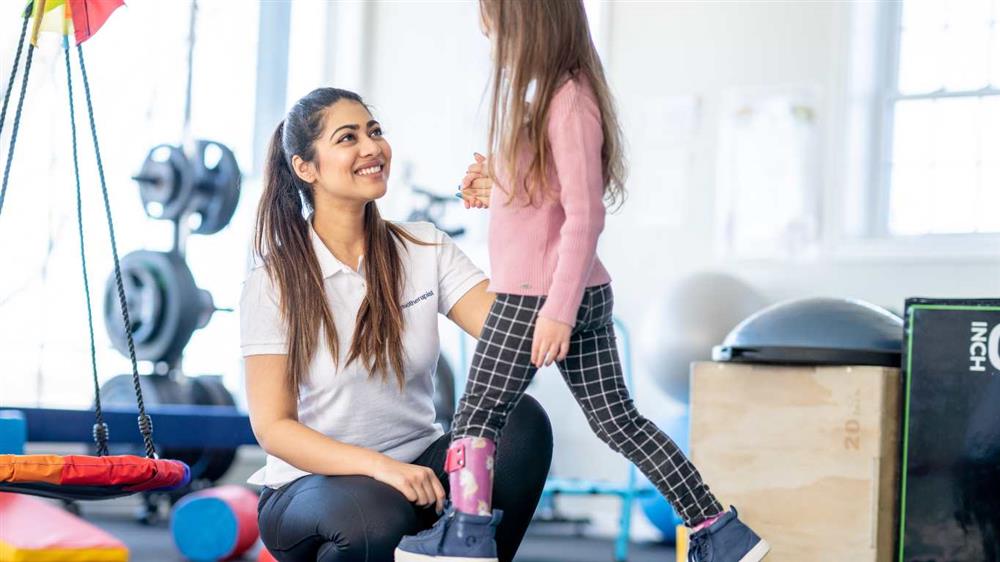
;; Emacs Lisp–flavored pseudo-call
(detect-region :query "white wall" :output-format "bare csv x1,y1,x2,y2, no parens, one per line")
605,1,997,321
364,0,493,246
353,0,1000,540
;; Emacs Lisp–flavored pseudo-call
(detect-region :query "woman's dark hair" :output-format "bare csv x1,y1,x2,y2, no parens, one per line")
254,87,424,394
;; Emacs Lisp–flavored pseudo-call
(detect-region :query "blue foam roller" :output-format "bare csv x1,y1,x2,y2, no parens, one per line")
0,410,26,455
171,486,259,562
172,496,238,561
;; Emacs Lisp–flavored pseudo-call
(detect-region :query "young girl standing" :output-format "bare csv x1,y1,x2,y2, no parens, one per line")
398,2,769,561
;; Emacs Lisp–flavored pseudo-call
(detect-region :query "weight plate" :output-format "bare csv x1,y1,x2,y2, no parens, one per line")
103,251,206,364
187,375,238,482
112,260,162,345
134,144,195,222
189,140,241,235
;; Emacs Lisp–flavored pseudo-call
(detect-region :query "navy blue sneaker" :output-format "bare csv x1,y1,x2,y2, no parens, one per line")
688,508,770,562
395,504,503,562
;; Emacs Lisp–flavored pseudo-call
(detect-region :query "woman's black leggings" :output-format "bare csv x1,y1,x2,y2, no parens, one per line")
257,395,552,562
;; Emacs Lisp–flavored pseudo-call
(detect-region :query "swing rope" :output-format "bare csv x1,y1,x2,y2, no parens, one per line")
0,3,156,458
76,43,157,459
0,3,31,142
0,11,35,218
64,38,109,456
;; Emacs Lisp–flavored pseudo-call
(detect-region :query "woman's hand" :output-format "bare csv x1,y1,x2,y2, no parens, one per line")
459,152,490,209
532,316,572,368
369,455,446,513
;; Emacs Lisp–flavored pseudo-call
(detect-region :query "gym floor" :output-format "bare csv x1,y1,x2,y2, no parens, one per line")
26,444,675,561
82,496,676,562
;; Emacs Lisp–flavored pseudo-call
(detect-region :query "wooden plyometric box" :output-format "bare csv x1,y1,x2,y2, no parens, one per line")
689,361,900,562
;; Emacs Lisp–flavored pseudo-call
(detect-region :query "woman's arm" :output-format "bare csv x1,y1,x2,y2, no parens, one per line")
446,279,494,338
245,354,379,475
245,354,445,510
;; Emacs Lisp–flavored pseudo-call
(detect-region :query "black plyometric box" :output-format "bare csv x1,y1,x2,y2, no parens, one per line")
900,298,1000,562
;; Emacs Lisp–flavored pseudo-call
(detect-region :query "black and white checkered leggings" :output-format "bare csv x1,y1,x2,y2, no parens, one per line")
451,284,723,527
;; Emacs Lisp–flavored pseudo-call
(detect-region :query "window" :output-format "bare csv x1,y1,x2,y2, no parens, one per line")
880,1,1000,236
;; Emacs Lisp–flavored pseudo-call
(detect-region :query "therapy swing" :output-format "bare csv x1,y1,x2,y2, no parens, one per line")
0,0,190,501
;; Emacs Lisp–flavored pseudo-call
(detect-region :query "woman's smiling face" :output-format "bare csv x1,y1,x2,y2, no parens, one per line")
291,99,392,205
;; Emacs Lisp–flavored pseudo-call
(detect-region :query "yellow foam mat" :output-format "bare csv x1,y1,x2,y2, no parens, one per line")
0,493,129,562
0,543,128,562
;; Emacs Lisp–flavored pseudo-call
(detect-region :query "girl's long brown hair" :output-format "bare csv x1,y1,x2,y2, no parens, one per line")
254,88,424,395
481,0,626,209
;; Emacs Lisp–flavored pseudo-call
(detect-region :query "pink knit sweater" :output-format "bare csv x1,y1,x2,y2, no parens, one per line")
487,77,612,326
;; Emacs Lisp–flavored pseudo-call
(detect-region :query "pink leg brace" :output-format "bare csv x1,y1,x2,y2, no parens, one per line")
445,437,497,516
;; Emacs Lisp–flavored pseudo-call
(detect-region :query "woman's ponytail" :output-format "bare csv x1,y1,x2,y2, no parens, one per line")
254,120,338,397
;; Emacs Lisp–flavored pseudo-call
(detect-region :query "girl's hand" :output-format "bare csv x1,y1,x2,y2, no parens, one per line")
532,316,572,367
459,152,490,209
369,455,445,513
459,176,491,209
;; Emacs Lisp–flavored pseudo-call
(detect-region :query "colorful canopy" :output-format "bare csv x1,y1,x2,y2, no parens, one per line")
29,0,124,46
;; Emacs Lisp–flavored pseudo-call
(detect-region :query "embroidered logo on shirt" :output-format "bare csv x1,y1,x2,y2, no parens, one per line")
520,283,531,290
402,290,435,309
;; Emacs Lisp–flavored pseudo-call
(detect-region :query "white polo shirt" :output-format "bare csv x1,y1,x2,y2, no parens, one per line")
240,221,486,488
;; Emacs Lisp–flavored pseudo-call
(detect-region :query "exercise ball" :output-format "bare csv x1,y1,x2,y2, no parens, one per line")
637,412,689,542
712,297,903,366
638,272,766,403
171,485,259,561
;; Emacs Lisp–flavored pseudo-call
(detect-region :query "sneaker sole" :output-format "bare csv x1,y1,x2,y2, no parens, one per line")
394,549,498,562
738,539,771,562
